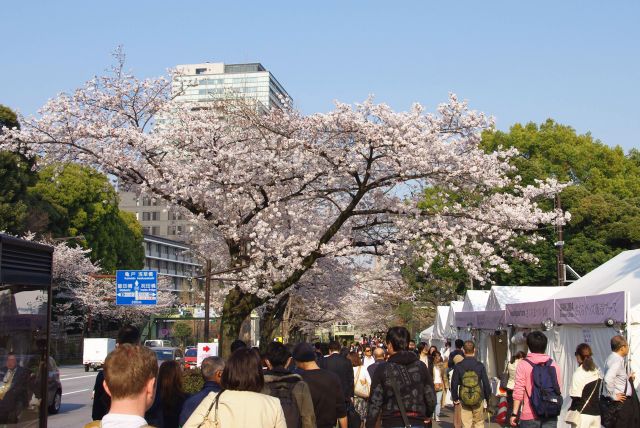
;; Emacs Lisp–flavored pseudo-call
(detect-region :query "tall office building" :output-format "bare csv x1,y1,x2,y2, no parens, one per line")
118,62,291,241
173,62,291,109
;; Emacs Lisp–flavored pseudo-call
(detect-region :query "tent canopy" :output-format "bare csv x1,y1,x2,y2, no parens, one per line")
462,290,490,312
553,249,640,324
485,286,557,311
419,325,434,342
444,301,464,339
432,305,450,340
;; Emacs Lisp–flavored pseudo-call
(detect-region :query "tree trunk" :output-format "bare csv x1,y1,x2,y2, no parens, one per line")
219,287,261,358
259,294,290,351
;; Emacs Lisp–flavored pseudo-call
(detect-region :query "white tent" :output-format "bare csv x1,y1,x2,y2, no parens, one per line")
419,325,434,343
485,286,558,311
551,250,640,394
431,305,450,349
444,301,464,340
553,249,640,323
462,290,490,312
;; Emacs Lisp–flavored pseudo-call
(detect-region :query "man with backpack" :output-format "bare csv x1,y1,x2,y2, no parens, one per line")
510,331,563,428
262,342,316,428
365,327,436,428
450,341,491,428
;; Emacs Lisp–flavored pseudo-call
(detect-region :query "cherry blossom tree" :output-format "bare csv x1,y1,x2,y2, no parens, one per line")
19,233,176,328
0,58,567,354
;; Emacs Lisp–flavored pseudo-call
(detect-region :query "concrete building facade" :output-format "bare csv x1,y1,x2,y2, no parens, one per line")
118,62,291,242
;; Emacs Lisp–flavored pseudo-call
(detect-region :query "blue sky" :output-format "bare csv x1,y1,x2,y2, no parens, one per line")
2,1,639,150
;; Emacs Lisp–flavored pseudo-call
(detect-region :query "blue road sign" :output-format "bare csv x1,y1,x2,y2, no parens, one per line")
116,270,158,305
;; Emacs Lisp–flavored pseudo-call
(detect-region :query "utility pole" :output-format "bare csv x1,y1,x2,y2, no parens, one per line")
555,194,565,287
204,259,212,342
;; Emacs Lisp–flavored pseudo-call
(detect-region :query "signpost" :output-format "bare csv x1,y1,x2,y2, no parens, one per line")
197,342,219,366
116,270,158,305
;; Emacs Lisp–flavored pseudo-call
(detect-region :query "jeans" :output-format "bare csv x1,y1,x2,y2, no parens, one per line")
434,390,443,417
518,417,558,428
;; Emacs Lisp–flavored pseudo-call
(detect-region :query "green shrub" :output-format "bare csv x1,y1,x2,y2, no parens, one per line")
183,368,204,394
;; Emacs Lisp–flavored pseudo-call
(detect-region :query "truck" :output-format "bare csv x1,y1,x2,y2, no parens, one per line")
83,338,116,372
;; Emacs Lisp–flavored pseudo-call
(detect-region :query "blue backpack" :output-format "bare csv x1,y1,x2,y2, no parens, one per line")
524,359,563,418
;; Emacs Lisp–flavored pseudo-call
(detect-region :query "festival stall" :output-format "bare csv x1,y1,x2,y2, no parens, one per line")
444,301,464,342
503,250,640,426
485,286,558,311
551,250,640,392
462,289,490,312
419,325,434,343
430,305,450,350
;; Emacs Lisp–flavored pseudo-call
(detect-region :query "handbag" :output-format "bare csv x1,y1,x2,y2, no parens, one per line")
354,366,370,399
566,378,599,426
189,391,223,428
600,374,629,428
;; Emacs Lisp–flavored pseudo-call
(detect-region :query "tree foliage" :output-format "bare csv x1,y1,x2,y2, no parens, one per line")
481,119,640,284
0,59,564,354
28,163,145,272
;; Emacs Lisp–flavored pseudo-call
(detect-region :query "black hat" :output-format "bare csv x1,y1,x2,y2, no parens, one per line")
292,343,316,362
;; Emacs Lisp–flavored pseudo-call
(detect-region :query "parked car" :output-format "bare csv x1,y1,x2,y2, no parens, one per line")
152,347,184,365
46,356,62,414
184,347,197,369
144,339,172,348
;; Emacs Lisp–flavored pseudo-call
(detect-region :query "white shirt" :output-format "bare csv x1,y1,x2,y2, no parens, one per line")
569,365,601,397
101,413,148,428
604,352,632,398
433,366,443,384
442,347,451,361
362,355,376,369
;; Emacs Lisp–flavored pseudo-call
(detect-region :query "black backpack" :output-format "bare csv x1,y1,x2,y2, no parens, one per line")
266,378,302,428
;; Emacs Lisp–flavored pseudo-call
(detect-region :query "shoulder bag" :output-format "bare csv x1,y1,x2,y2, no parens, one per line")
389,371,412,428
566,378,599,426
193,391,223,428
354,366,370,398
600,376,627,428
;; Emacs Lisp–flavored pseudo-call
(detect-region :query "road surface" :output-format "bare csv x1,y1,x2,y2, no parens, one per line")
48,365,97,428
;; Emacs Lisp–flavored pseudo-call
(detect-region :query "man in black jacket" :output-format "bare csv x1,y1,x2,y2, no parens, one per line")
448,339,465,371
366,327,436,428
320,340,354,402
91,325,140,421
450,341,491,428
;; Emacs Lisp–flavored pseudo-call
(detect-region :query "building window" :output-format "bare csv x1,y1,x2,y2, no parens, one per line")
195,68,207,75
142,211,160,221
142,197,158,206
168,225,185,236
151,226,160,235
169,212,184,221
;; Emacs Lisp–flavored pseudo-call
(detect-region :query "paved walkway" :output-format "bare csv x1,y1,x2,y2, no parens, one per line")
433,405,502,428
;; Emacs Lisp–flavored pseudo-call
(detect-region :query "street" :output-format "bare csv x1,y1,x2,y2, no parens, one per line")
48,365,97,428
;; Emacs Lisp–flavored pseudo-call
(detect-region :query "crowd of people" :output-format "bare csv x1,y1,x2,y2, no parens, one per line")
83,325,640,428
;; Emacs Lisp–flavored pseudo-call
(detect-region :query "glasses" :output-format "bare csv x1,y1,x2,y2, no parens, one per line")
365,349,371,352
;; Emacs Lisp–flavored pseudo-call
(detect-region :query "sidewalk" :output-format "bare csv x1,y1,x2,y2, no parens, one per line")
433,405,502,428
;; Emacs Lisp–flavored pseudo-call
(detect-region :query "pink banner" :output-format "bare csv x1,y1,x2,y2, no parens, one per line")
455,311,476,328
506,299,555,326
475,310,506,329
555,291,625,324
